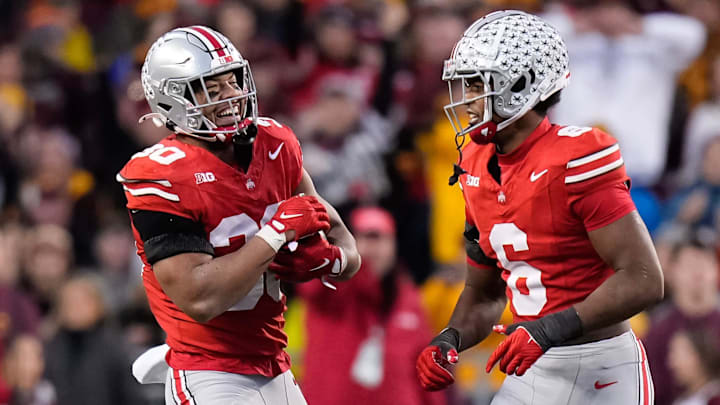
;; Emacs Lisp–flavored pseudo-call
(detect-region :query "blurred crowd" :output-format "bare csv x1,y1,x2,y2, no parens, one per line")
0,0,719,404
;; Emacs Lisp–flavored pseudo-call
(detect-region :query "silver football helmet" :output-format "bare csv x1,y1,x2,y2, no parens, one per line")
443,10,569,145
140,25,258,143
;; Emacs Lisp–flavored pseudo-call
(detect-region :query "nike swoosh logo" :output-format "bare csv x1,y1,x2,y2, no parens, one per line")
309,258,330,271
530,169,549,182
269,142,284,160
594,381,618,389
279,212,302,219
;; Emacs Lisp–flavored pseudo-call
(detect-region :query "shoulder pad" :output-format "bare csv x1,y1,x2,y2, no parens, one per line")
550,126,630,196
117,140,202,214
255,117,297,142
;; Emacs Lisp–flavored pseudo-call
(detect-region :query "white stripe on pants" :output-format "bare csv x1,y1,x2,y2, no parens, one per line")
165,368,307,405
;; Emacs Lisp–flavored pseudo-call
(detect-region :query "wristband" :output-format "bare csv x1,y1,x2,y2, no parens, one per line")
535,307,584,350
431,327,461,351
255,224,287,252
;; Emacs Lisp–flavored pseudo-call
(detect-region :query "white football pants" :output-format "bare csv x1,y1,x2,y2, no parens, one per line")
165,368,307,405
490,331,654,405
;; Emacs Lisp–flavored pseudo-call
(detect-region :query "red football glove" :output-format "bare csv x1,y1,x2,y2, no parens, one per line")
256,195,330,251
486,325,544,376
269,233,345,282
416,328,460,391
486,308,584,376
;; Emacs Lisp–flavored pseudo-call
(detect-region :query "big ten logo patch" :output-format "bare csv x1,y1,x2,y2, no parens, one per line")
466,175,480,187
195,172,217,185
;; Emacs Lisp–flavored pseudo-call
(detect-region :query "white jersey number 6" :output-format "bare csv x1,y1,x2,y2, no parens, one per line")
489,223,547,316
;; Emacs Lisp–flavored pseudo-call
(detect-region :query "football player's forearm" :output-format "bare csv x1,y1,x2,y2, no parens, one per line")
445,270,507,351
324,201,361,280
574,263,663,332
188,238,276,321
449,288,507,351
579,211,664,332
447,265,507,351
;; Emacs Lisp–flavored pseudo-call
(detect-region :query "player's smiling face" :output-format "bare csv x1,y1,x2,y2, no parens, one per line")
464,77,486,126
194,71,247,127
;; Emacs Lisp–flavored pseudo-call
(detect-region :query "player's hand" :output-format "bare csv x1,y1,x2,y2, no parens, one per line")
416,328,460,391
256,195,330,252
486,323,545,376
271,195,330,240
486,308,583,376
269,232,346,282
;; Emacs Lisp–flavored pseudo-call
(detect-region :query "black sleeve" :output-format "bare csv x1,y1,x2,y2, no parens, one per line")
464,222,496,268
130,210,214,264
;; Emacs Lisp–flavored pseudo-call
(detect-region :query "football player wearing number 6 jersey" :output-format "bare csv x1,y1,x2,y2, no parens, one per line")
415,11,663,405
117,26,360,405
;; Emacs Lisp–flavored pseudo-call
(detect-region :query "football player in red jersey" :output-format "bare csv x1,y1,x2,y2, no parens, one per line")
117,26,360,404
416,11,663,404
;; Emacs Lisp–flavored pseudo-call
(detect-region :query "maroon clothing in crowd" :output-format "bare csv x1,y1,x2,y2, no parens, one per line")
298,265,446,405
0,285,41,403
644,304,720,405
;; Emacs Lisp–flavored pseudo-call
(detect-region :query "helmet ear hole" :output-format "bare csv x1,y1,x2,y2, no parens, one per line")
511,76,527,93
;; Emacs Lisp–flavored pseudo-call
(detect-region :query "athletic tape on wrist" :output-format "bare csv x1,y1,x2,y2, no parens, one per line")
255,225,287,252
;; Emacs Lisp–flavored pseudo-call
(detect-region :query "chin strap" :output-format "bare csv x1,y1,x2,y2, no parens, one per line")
448,131,468,186
231,120,258,145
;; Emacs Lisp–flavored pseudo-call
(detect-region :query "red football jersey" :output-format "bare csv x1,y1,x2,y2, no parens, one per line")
118,117,303,377
460,118,635,322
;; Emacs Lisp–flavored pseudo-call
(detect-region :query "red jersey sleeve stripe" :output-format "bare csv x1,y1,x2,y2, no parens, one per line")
565,157,624,184
123,185,180,202
566,144,619,168
116,173,172,188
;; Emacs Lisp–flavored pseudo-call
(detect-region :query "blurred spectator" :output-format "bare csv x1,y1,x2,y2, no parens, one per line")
296,80,395,214
215,0,291,116
20,224,73,319
0,280,41,404
17,128,85,228
45,276,142,405
644,237,720,405
113,71,167,148
0,225,25,287
291,6,378,114
91,222,142,315
385,7,464,283
15,126,98,264
416,105,467,267
659,136,720,239
677,56,720,187
672,0,720,107
0,44,30,139
395,7,465,133
546,2,706,187
297,206,447,405
1,334,56,405
668,327,720,405
0,284,41,355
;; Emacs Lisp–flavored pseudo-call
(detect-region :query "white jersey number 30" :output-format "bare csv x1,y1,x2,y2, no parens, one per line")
208,203,282,311
489,223,547,316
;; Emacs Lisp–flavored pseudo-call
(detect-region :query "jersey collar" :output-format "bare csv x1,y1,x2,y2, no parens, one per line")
496,116,552,166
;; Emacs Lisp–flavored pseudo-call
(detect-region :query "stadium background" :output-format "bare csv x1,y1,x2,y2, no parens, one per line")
0,0,718,404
